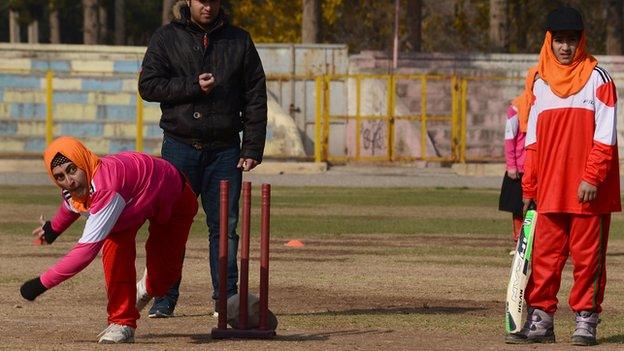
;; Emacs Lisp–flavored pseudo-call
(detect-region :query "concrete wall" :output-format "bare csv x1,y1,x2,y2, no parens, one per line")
0,43,347,157
350,51,624,160
4,44,622,161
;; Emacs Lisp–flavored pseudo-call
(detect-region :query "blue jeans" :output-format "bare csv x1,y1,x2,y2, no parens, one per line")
160,135,241,302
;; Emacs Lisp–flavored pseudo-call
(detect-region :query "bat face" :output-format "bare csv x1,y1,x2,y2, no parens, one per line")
505,210,538,334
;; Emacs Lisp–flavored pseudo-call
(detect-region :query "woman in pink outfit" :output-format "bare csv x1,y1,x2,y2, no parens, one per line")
499,104,526,247
19,136,198,344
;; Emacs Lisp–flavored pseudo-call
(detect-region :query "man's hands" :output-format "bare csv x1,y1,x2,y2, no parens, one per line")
577,180,597,203
237,158,258,172
198,73,215,94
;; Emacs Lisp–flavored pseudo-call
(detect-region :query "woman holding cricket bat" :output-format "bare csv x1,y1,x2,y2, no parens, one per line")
19,136,198,344
505,6,620,346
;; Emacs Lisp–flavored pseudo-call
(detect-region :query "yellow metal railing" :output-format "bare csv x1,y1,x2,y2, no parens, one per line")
314,73,468,163
45,70,53,145
0,67,520,163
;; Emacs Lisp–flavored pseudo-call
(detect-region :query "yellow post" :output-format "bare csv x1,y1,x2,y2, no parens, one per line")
355,76,362,161
420,75,427,160
387,75,396,161
45,70,53,145
460,78,468,163
314,76,322,162
136,90,144,152
450,75,458,161
322,76,331,161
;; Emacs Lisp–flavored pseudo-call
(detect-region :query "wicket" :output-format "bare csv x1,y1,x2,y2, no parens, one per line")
210,180,275,339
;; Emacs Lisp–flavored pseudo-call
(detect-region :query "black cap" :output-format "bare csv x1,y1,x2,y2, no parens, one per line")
546,6,584,32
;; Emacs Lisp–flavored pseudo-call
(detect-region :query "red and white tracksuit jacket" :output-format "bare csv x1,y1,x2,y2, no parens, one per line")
40,152,197,328
522,67,621,314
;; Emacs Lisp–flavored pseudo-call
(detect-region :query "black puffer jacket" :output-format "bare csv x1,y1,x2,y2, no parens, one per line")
139,3,267,162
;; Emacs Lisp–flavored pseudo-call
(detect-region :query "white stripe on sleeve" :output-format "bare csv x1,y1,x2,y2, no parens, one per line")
78,192,126,244
505,115,518,140
594,93,618,146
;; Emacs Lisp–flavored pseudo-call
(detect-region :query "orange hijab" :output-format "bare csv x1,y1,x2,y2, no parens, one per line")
512,66,539,133
514,31,596,132
43,136,100,212
537,31,597,98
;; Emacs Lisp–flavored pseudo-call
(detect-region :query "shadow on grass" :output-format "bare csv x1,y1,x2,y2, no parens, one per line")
281,305,485,316
185,329,392,343
144,329,390,343
599,334,624,344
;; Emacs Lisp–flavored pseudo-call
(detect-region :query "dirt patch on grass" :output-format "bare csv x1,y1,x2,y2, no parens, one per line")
2,233,624,350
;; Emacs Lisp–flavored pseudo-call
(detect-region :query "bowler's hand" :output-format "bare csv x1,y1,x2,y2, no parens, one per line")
198,73,215,94
237,158,258,172
20,277,47,301
577,180,597,203
32,215,47,245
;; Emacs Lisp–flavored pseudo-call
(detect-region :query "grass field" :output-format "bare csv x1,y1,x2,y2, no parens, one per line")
1,185,624,350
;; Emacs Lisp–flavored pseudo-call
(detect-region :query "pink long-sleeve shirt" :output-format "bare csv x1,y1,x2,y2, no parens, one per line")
504,105,526,173
40,152,185,289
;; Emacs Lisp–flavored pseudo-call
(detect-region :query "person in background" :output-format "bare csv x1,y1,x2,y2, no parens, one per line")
138,0,267,318
499,67,538,254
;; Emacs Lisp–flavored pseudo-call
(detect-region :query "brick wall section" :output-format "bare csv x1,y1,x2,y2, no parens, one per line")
350,51,624,160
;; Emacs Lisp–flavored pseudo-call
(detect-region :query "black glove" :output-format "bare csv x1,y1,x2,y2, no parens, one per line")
20,277,47,301
42,221,60,244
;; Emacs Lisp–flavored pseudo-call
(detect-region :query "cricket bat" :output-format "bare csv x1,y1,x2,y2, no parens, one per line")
505,203,537,334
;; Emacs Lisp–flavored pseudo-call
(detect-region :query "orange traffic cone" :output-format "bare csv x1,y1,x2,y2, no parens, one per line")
284,240,304,248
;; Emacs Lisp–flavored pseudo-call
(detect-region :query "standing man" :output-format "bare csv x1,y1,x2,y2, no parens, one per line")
505,6,620,346
138,0,267,318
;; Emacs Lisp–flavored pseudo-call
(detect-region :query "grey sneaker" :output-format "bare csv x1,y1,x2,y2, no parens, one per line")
571,311,600,346
505,308,555,344
135,269,152,312
97,323,135,344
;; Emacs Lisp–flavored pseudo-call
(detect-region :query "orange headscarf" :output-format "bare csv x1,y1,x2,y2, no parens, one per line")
512,66,539,133
43,136,100,212
513,31,596,132
537,31,597,98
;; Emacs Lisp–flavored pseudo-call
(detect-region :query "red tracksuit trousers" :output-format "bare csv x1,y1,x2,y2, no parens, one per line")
101,183,198,328
525,212,610,314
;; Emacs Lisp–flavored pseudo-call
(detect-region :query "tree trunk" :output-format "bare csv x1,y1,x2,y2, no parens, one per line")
27,20,39,43
606,0,623,54
301,0,320,43
98,1,108,44
83,0,98,44
9,10,20,43
162,0,176,25
114,0,125,45
509,0,526,52
405,0,422,52
49,1,61,44
489,0,508,51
